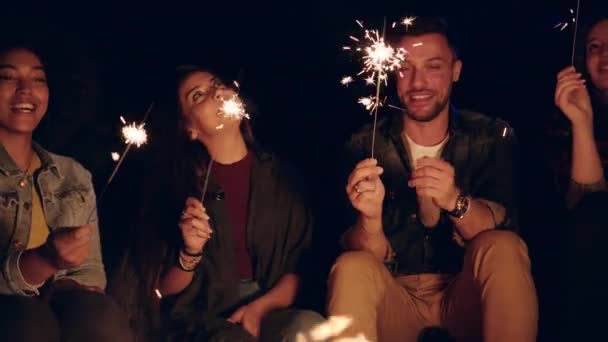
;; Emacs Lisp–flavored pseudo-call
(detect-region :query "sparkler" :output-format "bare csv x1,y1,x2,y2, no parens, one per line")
554,2,580,65
218,94,249,121
88,102,154,223
342,18,409,158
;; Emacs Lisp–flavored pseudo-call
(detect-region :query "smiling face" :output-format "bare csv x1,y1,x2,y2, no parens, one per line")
177,70,239,139
586,19,608,93
396,33,461,122
0,48,49,137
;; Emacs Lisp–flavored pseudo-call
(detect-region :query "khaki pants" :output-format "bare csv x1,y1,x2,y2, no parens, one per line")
327,230,538,342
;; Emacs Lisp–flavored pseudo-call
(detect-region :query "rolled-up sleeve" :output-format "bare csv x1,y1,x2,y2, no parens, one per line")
0,250,44,296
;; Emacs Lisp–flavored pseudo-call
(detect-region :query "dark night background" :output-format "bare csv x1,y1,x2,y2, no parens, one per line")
3,0,608,340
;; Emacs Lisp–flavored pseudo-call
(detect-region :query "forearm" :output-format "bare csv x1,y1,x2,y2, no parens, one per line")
451,198,506,240
341,216,388,261
571,124,604,185
158,265,195,296
19,249,57,286
256,273,300,310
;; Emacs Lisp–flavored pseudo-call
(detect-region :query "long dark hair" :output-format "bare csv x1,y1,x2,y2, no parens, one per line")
108,65,256,340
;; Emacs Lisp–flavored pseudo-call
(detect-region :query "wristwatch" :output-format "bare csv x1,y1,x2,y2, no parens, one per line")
447,193,470,219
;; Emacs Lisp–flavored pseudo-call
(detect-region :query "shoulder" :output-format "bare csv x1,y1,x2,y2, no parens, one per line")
456,109,516,143
47,151,93,183
253,150,309,199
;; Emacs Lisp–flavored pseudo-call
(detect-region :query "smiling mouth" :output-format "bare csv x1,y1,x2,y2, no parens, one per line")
11,103,36,113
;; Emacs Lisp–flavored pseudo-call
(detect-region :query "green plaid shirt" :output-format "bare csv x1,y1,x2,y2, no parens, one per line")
344,108,518,275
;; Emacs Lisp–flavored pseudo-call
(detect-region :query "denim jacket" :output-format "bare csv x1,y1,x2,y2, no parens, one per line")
0,142,106,296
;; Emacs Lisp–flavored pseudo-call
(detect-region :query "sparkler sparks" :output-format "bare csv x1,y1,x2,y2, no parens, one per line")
111,152,120,161
401,16,416,29
341,76,354,86
120,117,148,148
554,2,581,65
218,94,249,120
358,96,382,112
342,20,408,88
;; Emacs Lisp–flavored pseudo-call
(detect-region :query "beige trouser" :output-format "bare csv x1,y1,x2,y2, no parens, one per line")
327,230,538,342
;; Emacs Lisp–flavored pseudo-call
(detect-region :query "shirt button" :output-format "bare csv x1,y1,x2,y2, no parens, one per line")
18,179,28,187
23,202,31,210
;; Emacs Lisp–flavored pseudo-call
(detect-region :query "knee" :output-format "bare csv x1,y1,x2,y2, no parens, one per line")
330,251,383,280
51,289,133,342
467,230,528,261
0,295,60,342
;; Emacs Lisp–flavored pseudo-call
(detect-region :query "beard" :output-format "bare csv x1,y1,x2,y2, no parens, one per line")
399,88,451,123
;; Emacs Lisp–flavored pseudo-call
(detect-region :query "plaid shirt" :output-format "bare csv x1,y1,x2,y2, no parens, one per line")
344,108,519,275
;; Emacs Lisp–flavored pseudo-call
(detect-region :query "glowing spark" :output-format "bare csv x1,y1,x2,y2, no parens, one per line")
233,80,240,89
356,20,363,28
215,124,224,130
365,77,375,85
111,152,120,161
341,76,354,86
342,46,352,50
121,120,148,148
554,7,576,32
554,22,569,31
358,96,382,112
401,16,417,29
120,116,126,124
310,316,353,340
154,288,162,299
343,26,407,86
218,94,249,120
502,127,508,137
391,22,396,28
413,42,423,47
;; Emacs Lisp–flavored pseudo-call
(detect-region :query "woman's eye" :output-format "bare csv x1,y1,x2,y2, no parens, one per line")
192,90,206,103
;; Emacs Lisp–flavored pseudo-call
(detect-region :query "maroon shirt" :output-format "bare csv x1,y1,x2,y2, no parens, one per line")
212,152,254,280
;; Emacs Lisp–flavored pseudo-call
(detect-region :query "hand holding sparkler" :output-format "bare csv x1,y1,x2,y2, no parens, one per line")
179,197,212,257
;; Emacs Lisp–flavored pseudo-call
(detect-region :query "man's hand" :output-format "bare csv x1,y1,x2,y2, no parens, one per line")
346,158,385,232
409,157,460,211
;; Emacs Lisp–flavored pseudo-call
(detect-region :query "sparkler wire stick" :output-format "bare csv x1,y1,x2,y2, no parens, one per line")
370,17,388,159
570,0,581,65
200,159,214,204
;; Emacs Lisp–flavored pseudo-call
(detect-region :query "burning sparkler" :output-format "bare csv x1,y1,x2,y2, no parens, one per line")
218,94,249,121
554,2,580,65
342,18,410,158
120,117,148,148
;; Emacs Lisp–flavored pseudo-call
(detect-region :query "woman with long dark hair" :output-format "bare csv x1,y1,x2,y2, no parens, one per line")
112,65,324,341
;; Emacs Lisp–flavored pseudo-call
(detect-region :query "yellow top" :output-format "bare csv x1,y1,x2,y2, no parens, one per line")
26,153,49,249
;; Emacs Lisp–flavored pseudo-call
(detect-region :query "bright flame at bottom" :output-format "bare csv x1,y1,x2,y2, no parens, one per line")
294,316,370,342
